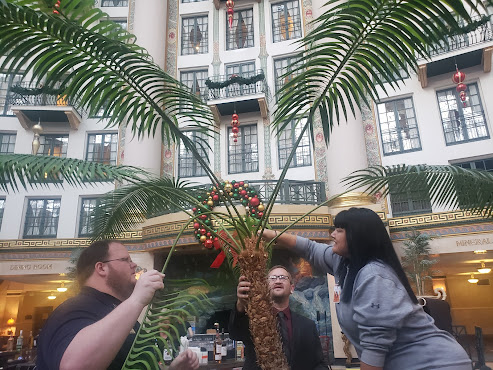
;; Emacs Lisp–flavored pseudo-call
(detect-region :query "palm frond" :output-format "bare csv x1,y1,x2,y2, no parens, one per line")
343,164,493,217
0,154,150,192
91,177,202,240
273,0,489,143
0,0,214,147
123,278,212,370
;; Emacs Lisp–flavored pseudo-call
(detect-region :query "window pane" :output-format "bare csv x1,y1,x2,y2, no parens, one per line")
0,73,23,116
278,120,311,168
225,62,256,97
101,0,128,6
377,97,421,155
0,198,5,231
0,133,16,154
272,0,302,43
437,83,489,145
228,124,258,174
274,56,301,96
180,70,208,100
79,198,99,236
390,186,431,217
182,16,208,55
178,131,208,177
86,133,118,165
39,135,69,157
24,199,61,238
226,9,254,50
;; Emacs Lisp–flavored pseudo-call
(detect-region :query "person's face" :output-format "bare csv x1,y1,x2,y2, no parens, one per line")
331,228,350,258
104,242,138,300
267,267,293,301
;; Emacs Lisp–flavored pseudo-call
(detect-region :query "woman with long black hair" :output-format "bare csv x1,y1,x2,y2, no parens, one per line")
262,207,471,370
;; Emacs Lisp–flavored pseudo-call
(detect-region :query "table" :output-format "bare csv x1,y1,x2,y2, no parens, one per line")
200,359,244,369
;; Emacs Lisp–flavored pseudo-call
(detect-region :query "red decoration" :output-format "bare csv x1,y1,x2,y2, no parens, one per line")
204,239,214,249
226,0,235,29
231,112,240,143
250,197,260,207
452,68,467,107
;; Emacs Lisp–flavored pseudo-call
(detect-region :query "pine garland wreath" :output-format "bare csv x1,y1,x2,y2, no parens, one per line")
10,85,65,96
205,71,265,90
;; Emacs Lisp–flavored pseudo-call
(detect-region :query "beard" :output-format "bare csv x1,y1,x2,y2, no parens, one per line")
106,264,136,301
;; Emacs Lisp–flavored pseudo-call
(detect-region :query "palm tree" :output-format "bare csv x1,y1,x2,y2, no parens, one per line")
1,0,491,368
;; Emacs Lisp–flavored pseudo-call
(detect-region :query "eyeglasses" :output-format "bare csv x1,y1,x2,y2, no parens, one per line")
267,275,290,282
101,256,133,264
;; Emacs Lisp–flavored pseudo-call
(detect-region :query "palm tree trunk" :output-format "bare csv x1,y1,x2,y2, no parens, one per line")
238,237,289,370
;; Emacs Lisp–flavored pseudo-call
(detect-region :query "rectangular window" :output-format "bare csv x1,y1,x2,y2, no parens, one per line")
86,133,118,165
182,0,206,3
228,124,258,174
0,197,5,231
455,157,493,172
226,8,254,50
0,73,23,116
437,83,489,145
271,0,302,43
377,97,421,155
112,18,128,30
178,132,208,178
24,198,61,238
278,119,311,168
180,69,208,101
274,55,301,96
225,62,256,97
181,16,208,55
79,198,100,237
390,186,432,217
101,0,128,6
38,135,69,157
0,133,16,154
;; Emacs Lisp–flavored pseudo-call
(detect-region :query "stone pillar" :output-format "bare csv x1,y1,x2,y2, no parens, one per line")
122,0,168,175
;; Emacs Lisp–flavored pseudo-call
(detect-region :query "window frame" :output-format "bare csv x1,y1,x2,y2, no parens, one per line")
273,55,301,97
226,8,254,50
85,132,118,165
78,197,100,237
0,132,16,154
23,198,61,238
181,15,209,55
0,197,5,232
454,157,493,172
0,73,23,116
38,134,69,158
227,124,259,174
376,97,422,156
100,0,128,7
271,0,303,43
436,82,489,145
225,62,256,97
277,119,312,169
180,69,208,101
178,131,208,178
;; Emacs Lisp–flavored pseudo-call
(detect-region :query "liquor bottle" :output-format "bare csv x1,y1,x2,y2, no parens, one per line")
16,330,24,352
6,334,14,351
162,339,173,366
213,323,222,363
221,329,227,358
28,331,34,349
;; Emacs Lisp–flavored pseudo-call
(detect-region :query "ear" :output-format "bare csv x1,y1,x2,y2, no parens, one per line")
290,284,294,294
94,261,108,277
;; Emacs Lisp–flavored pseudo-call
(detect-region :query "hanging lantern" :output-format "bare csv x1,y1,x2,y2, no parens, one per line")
452,68,467,107
226,0,235,29
231,113,240,143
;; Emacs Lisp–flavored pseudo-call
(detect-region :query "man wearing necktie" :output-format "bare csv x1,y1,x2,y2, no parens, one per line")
229,265,327,369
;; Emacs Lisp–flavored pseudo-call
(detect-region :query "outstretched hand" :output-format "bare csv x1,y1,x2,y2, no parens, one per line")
236,275,251,313
170,349,199,370
131,269,165,306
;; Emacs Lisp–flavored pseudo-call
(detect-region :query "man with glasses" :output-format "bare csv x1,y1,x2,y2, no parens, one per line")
36,240,199,370
229,265,327,369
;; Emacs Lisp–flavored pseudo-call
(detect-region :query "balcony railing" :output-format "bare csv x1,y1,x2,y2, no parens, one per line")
205,70,270,102
425,16,493,58
152,179,326,217
8,84,83,117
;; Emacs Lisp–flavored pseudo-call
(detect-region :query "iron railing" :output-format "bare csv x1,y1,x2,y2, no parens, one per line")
8,84,83,117
205,70,271,103
425,16,493,58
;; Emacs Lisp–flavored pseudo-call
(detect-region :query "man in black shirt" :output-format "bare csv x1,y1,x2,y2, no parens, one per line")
36,240,199,370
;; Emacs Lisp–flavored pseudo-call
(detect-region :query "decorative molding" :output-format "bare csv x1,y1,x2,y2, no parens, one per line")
328,192,377,208
388,210,491,230
390,223,493,241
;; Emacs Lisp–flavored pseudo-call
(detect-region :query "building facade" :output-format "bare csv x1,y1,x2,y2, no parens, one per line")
0,0,492,362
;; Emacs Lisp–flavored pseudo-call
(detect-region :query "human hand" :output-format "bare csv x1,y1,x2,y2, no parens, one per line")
169,349,199,370
258,229,277,242
131,269,165,306
236,275,251,313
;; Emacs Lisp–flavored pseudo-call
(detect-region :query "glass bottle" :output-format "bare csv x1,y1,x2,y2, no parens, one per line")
213,323,222,363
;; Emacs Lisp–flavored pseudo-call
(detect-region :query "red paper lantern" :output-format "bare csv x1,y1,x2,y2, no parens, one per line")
456,83,467,92
231,112,240,143
226,0,235,29
452,70,466,84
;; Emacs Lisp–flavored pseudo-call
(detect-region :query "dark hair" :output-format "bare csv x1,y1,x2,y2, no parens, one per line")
334,208,417,304
76,240,115,286
268,265,293,282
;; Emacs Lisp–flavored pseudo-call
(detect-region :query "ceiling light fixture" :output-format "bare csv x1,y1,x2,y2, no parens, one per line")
468,274,479,284
57,283,67,292
47,293,57,300
477,262,491,274
474,250,487,254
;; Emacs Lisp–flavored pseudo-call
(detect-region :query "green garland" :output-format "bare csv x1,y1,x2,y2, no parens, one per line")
205,71,265,89
10,85,65,96
448,15,491,36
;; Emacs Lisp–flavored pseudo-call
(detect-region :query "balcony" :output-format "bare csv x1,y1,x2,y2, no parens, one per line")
8,85,82,130
417,16,493,87
205,70,270,122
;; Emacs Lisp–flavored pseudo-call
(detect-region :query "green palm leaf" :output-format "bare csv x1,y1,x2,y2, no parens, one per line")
273,0,489,142
0,0,214,147
123,278,212,370
0,153,150,192
343,164,493,218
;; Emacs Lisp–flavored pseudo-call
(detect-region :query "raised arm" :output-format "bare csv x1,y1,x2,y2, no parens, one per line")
59,270,165,370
